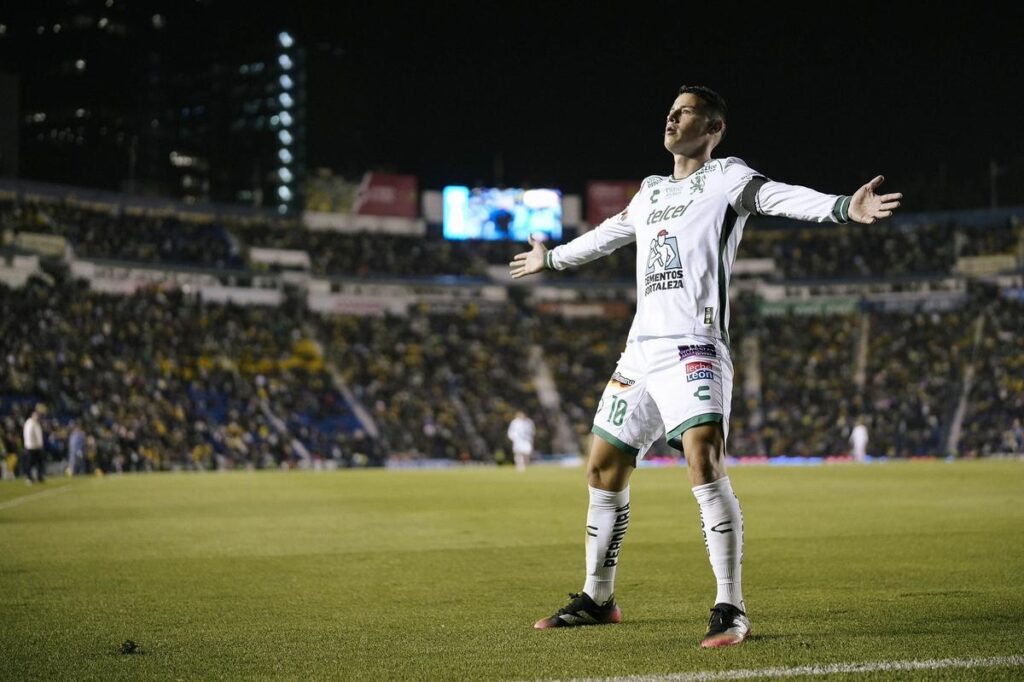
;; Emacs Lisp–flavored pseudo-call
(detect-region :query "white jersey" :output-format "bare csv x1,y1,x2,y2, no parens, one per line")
547,157,851,343
850,424,869,449
507,416,536,448
23,416,43,450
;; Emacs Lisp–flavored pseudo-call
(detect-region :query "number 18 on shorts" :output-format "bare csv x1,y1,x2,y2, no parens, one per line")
591,337,732,458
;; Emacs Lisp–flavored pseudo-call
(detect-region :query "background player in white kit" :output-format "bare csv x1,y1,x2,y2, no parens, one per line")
507,411,536,471
510,85,901,647
850,418,870,463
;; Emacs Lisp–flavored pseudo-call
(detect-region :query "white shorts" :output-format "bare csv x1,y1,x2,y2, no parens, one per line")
591,335,733,459
512,441,533,456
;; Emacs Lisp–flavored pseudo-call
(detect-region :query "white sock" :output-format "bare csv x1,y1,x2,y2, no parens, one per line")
691,476,744,611
582,485,630,604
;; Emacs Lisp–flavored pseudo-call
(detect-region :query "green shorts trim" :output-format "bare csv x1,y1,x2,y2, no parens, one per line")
666,413,724,451
591,425,640,457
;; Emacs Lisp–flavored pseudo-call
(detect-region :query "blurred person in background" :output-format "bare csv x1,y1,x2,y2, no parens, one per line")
23,404,46,484
507,411,536,471
849,417,869,462
67,421,86,476
0,430,10,481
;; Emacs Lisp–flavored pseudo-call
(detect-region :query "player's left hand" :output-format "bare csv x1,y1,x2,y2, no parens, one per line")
849,175,902,224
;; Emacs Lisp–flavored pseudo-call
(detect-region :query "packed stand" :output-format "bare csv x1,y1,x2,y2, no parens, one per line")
738,217,1022,280
0,275,366,474
757,313,861,456
863,310,973,456
1,198,242,268
960,297,1024,455
241,222,638,281
319,304,555,462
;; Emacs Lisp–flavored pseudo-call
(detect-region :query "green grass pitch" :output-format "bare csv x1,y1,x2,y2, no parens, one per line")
1,460,1023,681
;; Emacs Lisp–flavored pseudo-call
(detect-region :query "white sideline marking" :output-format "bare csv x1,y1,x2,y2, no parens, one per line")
546,655,1024,682
0,484,72,511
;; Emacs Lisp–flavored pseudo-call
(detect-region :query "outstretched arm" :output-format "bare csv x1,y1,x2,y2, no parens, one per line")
751,175,902,224
509,195,639,279
847,175,902,224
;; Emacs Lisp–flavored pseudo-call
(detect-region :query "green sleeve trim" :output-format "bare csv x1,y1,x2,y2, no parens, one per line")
544,250,554,270
832,195,852,223
666,413,724,443
591,425,639,456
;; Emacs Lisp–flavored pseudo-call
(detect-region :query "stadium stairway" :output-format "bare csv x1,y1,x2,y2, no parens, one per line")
946,313,987,455
527,345,579,456
322,362,379,440
258,399,311,463
855,313,870,391
449,391,488,459
739,334,765,453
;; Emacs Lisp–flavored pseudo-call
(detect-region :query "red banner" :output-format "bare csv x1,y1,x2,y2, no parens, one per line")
586,180,641,226
354,172,418,218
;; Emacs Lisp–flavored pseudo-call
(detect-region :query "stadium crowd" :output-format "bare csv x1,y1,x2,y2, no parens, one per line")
1,189,1022,477
739,216,1022,280
0,274,372,475
5,194,1020,282
960,297,1024,455
1,198,243,268
755,312,861,456
862,310,973,457
319,305,555,462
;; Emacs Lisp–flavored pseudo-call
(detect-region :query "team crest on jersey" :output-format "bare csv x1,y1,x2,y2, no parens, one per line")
689,172,706,195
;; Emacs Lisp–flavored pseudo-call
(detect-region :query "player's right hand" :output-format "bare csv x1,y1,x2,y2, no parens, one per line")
509,235,547,279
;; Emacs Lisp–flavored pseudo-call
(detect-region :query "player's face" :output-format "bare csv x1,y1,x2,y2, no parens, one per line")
664,93,722,155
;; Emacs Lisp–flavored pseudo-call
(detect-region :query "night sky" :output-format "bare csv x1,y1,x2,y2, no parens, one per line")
9,2,1024,209
276,1,1022,209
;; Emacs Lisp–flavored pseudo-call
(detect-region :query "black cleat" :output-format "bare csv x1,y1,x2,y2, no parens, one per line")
534,592,622,629
701,602,751,648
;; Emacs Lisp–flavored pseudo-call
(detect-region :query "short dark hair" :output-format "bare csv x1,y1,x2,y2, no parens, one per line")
678,85,727,123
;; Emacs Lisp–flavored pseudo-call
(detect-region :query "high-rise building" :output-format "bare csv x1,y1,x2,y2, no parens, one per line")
168,30,307,213
0,2,306,213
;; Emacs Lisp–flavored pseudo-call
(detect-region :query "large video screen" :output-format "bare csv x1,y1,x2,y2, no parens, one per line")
442,186,562,241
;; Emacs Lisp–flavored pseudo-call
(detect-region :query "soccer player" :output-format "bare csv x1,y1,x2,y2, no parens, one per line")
510,85,901,647
849,418,869,463
507,411,536,471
